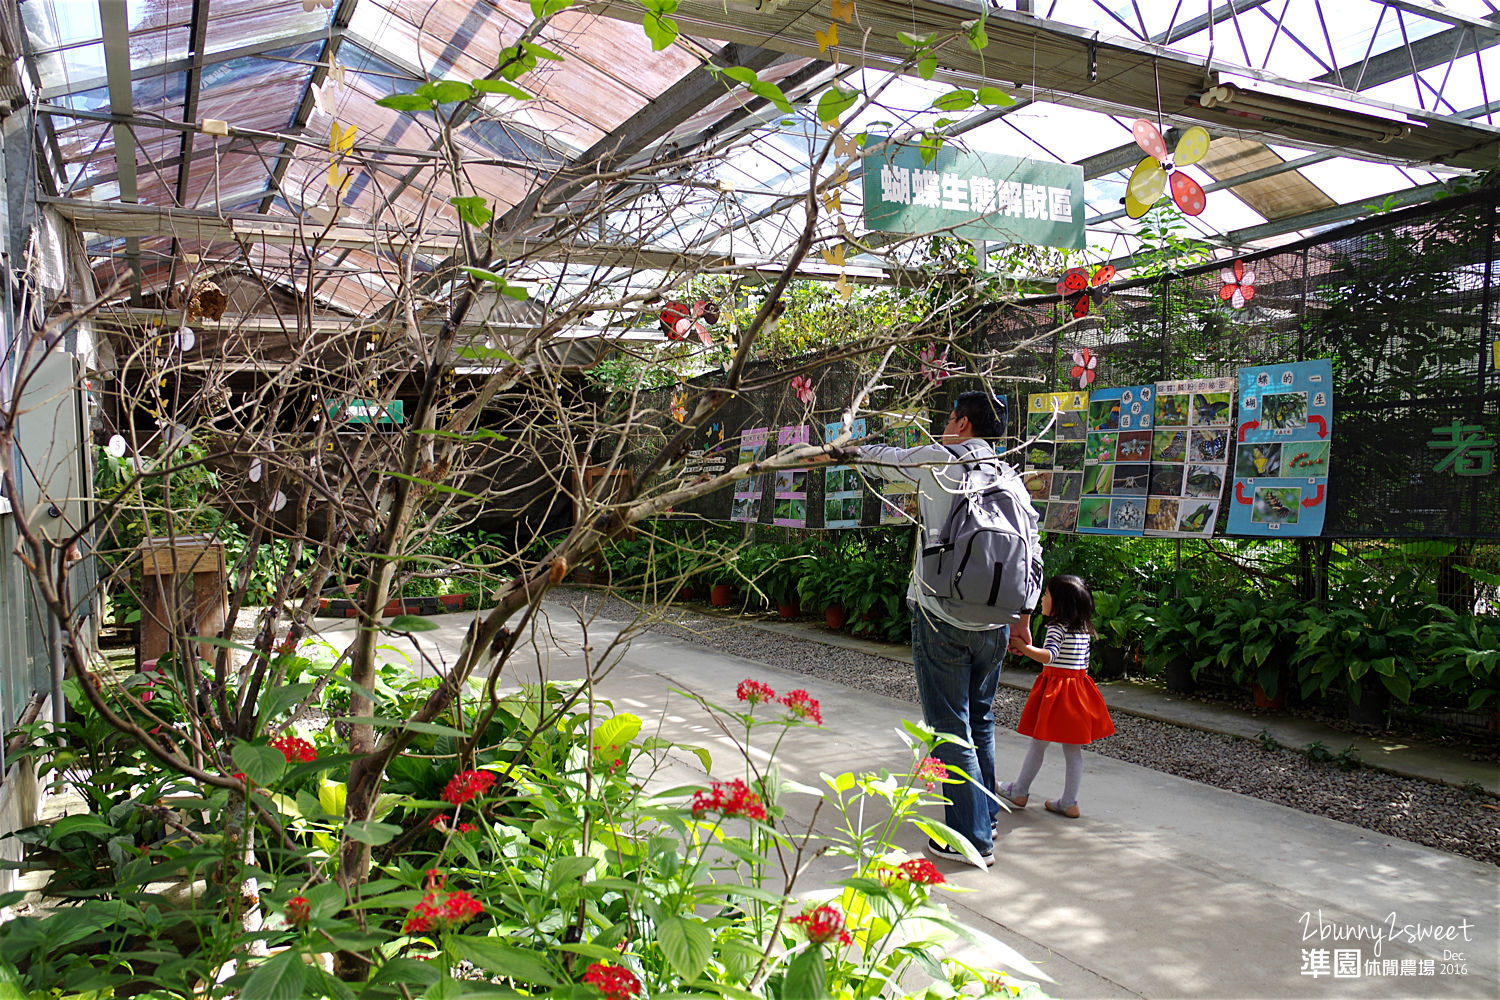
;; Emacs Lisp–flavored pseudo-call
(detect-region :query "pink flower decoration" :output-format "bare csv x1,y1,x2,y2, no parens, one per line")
1070,348,1097,388
1219,259,1256,309
919,343,951,384
791,375,815,406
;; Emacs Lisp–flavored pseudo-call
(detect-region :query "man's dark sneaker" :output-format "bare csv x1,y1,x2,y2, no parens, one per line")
924,838,995,868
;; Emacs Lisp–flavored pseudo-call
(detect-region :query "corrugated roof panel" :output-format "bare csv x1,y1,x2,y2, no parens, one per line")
205,0,333,56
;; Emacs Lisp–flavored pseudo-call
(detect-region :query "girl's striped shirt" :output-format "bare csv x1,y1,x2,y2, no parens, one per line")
1043,623,1091,670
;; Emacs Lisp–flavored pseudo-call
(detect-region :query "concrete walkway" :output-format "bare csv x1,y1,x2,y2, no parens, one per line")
320,603,1500,1000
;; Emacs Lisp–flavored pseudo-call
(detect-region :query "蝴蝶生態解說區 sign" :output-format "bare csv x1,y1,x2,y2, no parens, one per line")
862,139,1084,250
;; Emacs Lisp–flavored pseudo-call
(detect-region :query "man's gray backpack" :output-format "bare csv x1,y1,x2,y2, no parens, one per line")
919,446,1044,625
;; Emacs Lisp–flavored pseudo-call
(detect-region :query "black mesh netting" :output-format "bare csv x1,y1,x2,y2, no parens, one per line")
628,187,1499,539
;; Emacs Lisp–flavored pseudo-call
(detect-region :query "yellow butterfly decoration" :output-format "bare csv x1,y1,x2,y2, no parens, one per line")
821,189,841,213
815,23,838,53
820,245,845,267
831,0,854,22
329,121,357,156
835,273,853,301
327,164,354,196
833,132,857,158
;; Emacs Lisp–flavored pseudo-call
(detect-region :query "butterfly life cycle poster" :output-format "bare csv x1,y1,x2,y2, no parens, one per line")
823,418,868,528
1144,377,1234,537
1228,360,1332,536
1079,384,1155,535
731,426,767,523
878,410,927,524
1024,390,1089,534
773,425,810,526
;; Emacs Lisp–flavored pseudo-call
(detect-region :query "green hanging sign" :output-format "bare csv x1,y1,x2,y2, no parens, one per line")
862,138,1085,250
330,399,405,425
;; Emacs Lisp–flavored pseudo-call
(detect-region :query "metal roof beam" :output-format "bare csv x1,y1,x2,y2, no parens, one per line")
98,0,138,298
34,26,341,102
1371,0,1500,39
1152,0,1272,45
1316,10,1500,91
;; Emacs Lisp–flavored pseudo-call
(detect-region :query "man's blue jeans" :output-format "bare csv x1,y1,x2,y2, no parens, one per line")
910,607,1008,854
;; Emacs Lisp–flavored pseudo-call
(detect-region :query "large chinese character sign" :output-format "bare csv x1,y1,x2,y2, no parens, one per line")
863,139,1085,250
1229,361,1332,536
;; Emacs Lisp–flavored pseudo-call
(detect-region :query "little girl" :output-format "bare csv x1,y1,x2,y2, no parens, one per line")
998,574,1114,818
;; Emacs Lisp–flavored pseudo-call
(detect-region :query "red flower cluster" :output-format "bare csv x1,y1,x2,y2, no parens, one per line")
458,822,477,834
285,895,310,926
897,857,946,885
736,679,776,705
916,756,948,791
790,904,852,946
583,962,642,1000
271,735,316,763
442,769,497,805
689,778,767,821
403,871,484,934
778,689,822,725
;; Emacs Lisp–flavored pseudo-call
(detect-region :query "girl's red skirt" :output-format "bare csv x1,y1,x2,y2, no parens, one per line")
1016,666,1115,745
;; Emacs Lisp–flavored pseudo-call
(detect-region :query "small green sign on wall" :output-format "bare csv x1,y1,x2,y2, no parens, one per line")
330,399,404,425
862,138,1085,249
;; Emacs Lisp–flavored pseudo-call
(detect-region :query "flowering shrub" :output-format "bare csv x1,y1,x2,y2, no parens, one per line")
2,673,1049,999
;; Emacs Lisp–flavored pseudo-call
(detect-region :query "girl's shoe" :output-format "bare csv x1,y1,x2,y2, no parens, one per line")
997,781,1028,808
1044,799,1081,818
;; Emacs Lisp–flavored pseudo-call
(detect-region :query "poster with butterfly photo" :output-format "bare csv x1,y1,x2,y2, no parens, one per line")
1143,377,1234,537
773,425,810,527
731,426,768,523
1024,390,1089,534
1079,384,1154,535
822,418,868,528
1227,360,1333,537
878,410,928,524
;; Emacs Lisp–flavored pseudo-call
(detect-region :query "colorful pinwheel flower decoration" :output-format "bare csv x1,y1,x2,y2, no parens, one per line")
919,343,952,384
670,394,688,422
1070,348,1098,388
659,300,720,345
1219,259,1256,309
1056,265,1115,319
791,375,816,406
1125,119,1211,219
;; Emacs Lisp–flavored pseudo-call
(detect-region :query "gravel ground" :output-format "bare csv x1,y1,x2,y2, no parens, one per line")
551,589,1500,868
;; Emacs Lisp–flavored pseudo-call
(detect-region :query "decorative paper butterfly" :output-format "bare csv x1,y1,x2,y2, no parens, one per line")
791,375,816,405
1219,259,1256,309
1070,348,1098,388
1056,265,1115,318
659,300,721,344
919,343,951,384
1125,119,1211,219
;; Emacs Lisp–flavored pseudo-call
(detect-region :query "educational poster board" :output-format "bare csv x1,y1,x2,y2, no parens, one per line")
1144,377,1234,537
773,425,809,526
823,418,868,528
878,410,926,524
731,426,767,523
1228,360,1333,536
1079,384,1155,535
1024,390,1089,533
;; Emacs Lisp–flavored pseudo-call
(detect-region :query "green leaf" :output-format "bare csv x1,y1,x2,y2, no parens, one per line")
917,54,938,80
258,683,314,725
529,0,574,17
522,41,565,61
546,855,598,895
335,716,469,738
343,820,404,846
449,196,493,228
784,947,830,999
241,947,308,1000
389,614,439,632
376,93,433,112
898,31,934,48
816,86,858,124
931,88,975,111
977,85,1014,107
918,131,945,165
455,344,521,364
446,938,560,987
658,916,713,982
370,958,442,988
50,814,115,840
591,713,642,757
232,741,286,786
964,18,989,50
419,80,475,104
642,13,678,51
472,79,533,101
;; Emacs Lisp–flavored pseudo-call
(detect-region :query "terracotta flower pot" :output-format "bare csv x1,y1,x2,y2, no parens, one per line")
777,600,801,619
710,584,733,606
1164,657,1196,694
824,603,848,631
679,585,697,601
1252,682,1287,710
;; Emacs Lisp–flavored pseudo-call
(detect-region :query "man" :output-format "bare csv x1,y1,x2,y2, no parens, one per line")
851,391,1040,866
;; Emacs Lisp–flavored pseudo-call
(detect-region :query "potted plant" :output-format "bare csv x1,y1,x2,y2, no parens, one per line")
1092,589,1147,681
797,554,853,630
1416,607,1499,729
761,549,808,618
1141,594,1214,694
